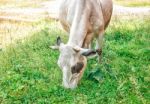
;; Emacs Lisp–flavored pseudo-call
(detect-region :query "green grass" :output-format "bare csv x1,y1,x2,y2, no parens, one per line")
115,0,150,7
0,18,150,103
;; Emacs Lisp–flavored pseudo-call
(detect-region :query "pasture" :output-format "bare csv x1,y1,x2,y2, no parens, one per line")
0,0,150,103
0,17,150,103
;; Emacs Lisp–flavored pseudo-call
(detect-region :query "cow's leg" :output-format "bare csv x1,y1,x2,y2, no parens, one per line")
89,37,94,49
95,30,104,63
82,32,94,48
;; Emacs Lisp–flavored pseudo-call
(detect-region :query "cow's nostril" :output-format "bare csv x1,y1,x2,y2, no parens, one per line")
71,62,84,74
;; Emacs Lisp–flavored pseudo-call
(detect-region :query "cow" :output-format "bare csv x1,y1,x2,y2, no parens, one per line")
51,0,113,89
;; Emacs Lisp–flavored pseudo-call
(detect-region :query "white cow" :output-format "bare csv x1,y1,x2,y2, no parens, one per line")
51,0,113,89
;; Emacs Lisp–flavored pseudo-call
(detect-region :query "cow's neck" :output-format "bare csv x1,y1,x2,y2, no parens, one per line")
67,0,90,48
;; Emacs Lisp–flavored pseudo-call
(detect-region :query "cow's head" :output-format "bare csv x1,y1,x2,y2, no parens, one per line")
51,37,97,89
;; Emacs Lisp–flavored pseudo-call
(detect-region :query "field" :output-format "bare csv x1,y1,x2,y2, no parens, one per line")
0,0,150,103
0,16,150,103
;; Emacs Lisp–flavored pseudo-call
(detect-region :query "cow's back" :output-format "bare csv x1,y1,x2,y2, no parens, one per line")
59,0,113,32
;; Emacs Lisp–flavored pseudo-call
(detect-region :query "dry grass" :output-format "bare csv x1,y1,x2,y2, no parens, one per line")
115,0,150,6
0,0,48,8
0,21,38,48
0,19,59,50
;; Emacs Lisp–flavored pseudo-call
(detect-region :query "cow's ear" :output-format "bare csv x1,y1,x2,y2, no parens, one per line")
81,49,97,57
50,36,63,50
73,46,97,57
57,36,62,46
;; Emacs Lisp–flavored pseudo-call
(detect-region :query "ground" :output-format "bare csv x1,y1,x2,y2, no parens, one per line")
0,0,150,104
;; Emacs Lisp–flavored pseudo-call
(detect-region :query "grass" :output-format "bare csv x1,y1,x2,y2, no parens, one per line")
115,0,150,7
0,17,150,103
0,21,40,48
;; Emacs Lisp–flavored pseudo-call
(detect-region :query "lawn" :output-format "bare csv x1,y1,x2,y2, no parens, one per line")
115,0,150,7
0,17,150,103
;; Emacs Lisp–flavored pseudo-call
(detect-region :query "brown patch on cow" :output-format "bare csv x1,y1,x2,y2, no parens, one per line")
71,62,84,74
